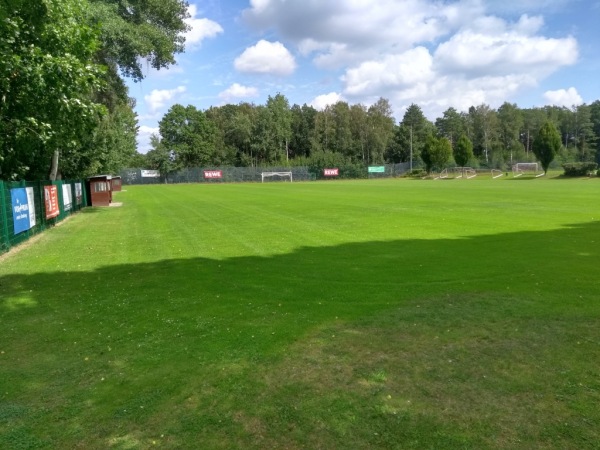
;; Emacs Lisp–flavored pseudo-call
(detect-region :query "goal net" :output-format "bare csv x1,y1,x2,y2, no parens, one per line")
261,171,293,183
435,169,449,179
453,167,476,179
512,163,544,178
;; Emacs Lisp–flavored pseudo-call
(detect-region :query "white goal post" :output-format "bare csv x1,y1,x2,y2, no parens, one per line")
435,169,449,179
434,167,477,180
512,162,544,178
261,171,293,183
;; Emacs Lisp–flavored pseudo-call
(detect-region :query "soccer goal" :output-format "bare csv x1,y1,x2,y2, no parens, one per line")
435,169,449,180
512,163,544,178
261,171,293,183
464,167,477,179
454,167,476,179
491,169,504,179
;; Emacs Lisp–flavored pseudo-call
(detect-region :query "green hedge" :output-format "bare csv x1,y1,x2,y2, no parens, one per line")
562,162,598,177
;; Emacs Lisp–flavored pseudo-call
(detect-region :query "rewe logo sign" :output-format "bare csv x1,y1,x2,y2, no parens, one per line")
204,170,223,179
323,168,339,176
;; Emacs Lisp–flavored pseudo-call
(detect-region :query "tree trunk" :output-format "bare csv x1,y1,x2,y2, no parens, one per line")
49,150,59,181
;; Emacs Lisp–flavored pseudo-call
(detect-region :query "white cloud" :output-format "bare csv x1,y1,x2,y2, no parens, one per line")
241,0,581,120
328,5,579,121
242,0,481,68
342,47,434,96
434,27,578,78
310,92,345,110
218,83,259,101
234,40,297,76
137,125,159,154
144,86,187,113
185,5,223,49
543,87,583,107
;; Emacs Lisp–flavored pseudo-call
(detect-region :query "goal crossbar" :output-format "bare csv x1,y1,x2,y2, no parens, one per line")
261,171,293,182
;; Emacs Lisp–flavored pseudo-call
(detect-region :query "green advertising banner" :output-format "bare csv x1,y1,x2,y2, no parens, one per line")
368,166,385,173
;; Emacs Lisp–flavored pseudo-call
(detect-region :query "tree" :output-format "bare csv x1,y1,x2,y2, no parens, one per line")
421,135,452,173
385,125,411,163
266,93,292,161
497,102,523,165
366,98,395,164
78,99,138,176
571,104,596,162
521,108,548,156
290,104,317,159
330,101,353,157
146,134,175,177
0,0,106,180
468,104,499,165
400,104,433,166
454,134,474,168
435,107,465,146
533,121,562,174
86,0,190,81
159,104,216,168
590,100,600,163
127,151,148,168
349,103,369,162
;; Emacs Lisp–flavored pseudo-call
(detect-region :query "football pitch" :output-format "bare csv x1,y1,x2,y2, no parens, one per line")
1,177,599,449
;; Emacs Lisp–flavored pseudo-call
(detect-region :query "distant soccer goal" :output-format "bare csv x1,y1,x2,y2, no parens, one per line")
512,163,544,178
491,169,504,179
261,171,293,183
464,167,477,179
454,167,476,179
435,169,449,180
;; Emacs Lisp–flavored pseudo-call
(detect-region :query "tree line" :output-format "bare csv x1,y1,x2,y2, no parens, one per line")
1,0,188,180
146,96,600,175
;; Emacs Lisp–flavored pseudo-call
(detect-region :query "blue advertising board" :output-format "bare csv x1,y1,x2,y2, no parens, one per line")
11,188,31,234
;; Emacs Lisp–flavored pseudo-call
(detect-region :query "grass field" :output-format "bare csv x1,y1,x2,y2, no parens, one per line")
1,176,599,449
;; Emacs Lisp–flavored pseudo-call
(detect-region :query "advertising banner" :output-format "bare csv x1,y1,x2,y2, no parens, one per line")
26,187,36,228
203,170,223,179
62,184,72,211
141,170,160,178
44,185,60,219
368,166,385,173
75,183,83,205
10,188,32,234
323,168,339,177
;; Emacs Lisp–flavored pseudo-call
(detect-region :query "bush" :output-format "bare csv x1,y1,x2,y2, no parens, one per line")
406,169,427,178
562,162,598,177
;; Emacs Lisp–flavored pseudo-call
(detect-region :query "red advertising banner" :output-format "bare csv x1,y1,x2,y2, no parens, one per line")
44,185,60,219
323,168,339,177
204,170,223,179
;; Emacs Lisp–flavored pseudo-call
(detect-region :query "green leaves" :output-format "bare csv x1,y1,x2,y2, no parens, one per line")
0,0,107,179
421,135,452,174
87,0,189,81
533,122,562,174
454,134,474,168
159,104,217,170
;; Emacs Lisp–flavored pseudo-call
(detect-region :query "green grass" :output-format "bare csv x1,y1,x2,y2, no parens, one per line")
1,176,599,449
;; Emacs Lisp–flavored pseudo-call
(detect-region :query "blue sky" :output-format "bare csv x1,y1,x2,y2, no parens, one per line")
126,0,600,153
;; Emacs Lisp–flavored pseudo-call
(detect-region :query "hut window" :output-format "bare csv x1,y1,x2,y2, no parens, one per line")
94,182,107,192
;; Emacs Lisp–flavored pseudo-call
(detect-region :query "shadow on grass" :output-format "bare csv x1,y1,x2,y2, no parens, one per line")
1,221,599,448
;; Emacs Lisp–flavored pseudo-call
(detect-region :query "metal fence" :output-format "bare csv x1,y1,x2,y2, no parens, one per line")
0,179,87,255
120,163,417,185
